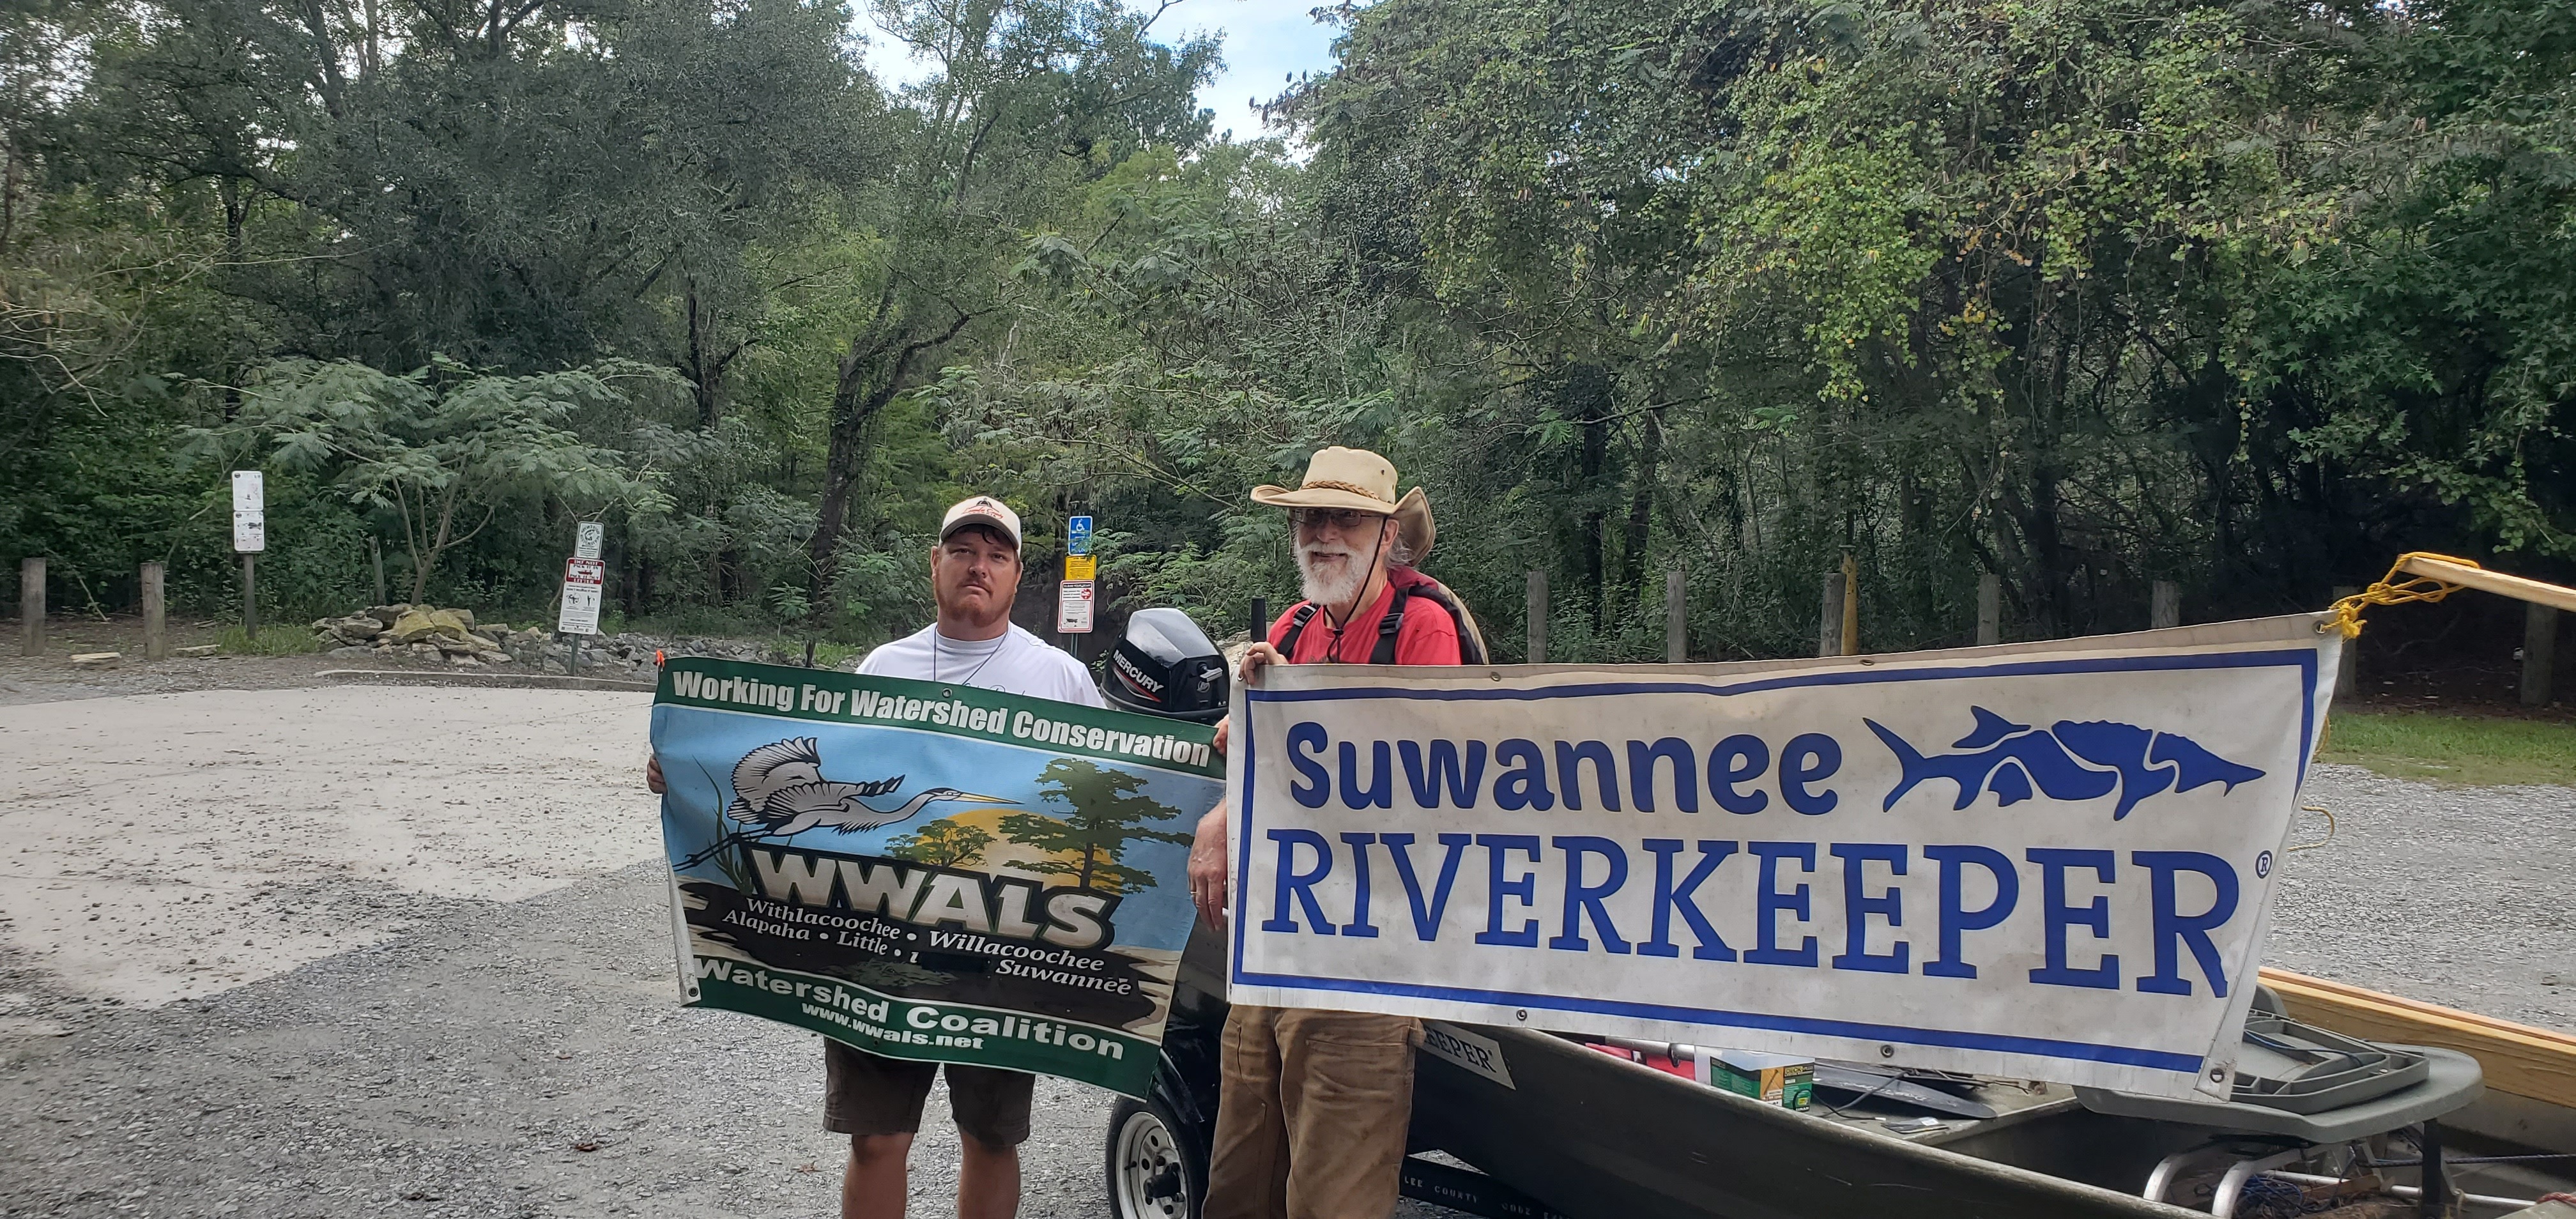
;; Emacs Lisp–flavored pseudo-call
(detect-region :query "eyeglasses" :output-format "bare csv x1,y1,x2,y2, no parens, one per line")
1289,508,1386,533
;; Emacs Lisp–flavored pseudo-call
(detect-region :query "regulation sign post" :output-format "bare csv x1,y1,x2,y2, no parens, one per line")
1056,579,1095,634
1059,514,1097,647
556,556,606,675
231,471,264,635
558,558,605,635
230,471,266,553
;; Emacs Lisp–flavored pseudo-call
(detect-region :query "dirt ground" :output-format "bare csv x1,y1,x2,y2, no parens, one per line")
0,656,2568,1218
0,663,1455,1219
0,617,356,707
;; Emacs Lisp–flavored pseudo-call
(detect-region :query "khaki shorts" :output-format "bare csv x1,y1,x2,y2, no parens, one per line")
822,1040,1035,1147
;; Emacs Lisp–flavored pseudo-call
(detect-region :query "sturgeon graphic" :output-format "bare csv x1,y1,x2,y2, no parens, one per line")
1865,707,2264,819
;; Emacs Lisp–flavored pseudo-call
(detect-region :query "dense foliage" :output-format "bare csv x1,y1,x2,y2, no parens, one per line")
3,0,2568,659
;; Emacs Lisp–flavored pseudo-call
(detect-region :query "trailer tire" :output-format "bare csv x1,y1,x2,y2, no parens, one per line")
1105,1094,1206,1219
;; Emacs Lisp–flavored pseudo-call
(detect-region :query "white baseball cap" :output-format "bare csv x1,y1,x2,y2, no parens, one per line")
939,495,1023,550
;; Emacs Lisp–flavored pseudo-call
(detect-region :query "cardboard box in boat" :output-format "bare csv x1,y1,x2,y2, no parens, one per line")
1710,1050,1814,1110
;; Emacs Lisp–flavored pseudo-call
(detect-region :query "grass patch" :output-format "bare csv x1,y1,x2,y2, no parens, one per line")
216,624,326,656
811,640,867,670
2321,710,2576,788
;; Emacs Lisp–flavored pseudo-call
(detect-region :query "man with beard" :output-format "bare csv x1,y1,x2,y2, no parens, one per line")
1186,447,1475,1219
648,494,1101,1219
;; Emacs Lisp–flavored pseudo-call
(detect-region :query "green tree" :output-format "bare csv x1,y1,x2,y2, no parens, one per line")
885,816,993,868
802,0,1219,586
997,757,1189,893
187,358,668,601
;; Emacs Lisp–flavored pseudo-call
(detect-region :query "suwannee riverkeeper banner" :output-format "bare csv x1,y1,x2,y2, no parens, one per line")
652,657,1222,1097
1227,615,2342,1100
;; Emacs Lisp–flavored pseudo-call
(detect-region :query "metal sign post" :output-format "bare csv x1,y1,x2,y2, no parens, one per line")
1059,514,1096,656
557,552,606,675
232,471,265,636
1056,579,1095,636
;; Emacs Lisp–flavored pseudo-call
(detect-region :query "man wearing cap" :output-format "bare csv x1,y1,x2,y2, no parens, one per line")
1187,447,1471,1219
647,494,1100,1219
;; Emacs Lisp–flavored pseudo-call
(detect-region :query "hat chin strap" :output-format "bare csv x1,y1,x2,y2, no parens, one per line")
1319,526,1393,652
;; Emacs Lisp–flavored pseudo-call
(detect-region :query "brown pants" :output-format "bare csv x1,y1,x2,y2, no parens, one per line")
1204,1005,1419,1219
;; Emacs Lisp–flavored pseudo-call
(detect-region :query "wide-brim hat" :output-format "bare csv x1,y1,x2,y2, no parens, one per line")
1250,446,1435,559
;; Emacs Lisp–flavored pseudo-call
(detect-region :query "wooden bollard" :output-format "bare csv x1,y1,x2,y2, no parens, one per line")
1977,572,2001,647
1818,570,1843,657
1840,554,1860,657
1526,570,1548,664
19,556,42,656
142,562,167,661
2526,604,2560,708
1665,569,1687,663
2152,581,2181,630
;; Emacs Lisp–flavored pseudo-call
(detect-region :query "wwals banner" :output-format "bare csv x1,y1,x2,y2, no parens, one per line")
1228,616,2340,1099
654,658,1222,1096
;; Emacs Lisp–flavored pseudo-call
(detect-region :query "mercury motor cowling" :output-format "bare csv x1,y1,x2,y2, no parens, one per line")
1101,608,1229,723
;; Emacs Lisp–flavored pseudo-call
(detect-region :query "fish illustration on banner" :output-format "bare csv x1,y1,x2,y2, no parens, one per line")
652,659,1223,1098
1867,707,2266,818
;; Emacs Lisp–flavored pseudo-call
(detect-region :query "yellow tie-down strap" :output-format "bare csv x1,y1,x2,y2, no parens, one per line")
2321,552,2576,638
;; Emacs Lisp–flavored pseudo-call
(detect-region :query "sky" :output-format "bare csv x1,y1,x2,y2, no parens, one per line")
859,0,1346,144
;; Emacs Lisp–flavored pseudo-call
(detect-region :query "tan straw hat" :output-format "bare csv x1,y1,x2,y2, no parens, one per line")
1250,446,1436,559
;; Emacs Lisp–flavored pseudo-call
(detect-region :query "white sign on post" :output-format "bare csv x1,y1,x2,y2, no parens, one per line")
575,521,605,560
558,557,606,636
231,470,266,553
1056,579,1095,634
1227,615,2342,1101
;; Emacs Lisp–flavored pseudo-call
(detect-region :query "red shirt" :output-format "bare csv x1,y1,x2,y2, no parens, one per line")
1268,574,1463,666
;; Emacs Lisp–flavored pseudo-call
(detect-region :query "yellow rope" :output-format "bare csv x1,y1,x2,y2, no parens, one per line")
2318,551,2483,638
2286,804,2338,854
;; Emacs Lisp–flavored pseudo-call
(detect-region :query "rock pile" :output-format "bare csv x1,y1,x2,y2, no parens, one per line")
313,604,811,677
311,604,552,668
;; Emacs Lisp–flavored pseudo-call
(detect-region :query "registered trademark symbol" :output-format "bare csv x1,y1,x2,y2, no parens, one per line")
2254,851,2273,878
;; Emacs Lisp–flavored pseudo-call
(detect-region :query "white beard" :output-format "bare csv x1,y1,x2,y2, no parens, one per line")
1298,542,1371,608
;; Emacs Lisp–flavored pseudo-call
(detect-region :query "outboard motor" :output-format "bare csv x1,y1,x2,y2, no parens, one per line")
1101,608,1229,723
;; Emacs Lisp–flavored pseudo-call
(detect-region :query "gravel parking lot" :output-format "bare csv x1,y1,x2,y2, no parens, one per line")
1,677,2567,1218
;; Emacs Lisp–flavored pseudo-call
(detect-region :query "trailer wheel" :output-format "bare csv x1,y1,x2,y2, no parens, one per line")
1105,1094,1205,1219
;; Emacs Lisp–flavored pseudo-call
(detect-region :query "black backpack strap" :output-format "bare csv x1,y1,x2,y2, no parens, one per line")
1278,602,1322,658
1370,588,1413,664
1376,583,1482,666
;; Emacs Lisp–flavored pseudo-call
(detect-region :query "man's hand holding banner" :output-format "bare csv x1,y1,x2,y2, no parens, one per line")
1226,615,2342,1101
